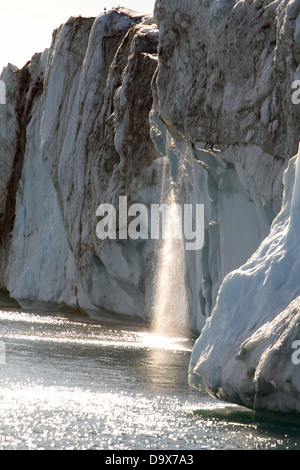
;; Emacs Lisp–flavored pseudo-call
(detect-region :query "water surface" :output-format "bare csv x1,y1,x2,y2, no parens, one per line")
0,308,300,450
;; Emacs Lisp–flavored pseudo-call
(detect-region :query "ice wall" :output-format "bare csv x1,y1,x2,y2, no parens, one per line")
189,145,300,413
0,9,161,318
152,0,300,332
153,0,300,412
172,1,300,413
154,0,300,159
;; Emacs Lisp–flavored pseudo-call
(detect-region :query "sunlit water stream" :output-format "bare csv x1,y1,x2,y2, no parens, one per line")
0,308,300,450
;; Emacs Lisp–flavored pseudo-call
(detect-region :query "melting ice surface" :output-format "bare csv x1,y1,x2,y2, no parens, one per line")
1,309,300,449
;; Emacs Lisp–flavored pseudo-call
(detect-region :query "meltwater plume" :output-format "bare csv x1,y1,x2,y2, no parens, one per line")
150,155,189,338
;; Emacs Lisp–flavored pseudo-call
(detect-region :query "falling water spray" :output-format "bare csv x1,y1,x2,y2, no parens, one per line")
150,145,191,338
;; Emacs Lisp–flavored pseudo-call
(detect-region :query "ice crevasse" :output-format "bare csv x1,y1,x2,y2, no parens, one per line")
189,143,300,414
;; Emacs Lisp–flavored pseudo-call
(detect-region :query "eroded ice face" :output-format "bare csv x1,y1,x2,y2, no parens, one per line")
190,146,300,414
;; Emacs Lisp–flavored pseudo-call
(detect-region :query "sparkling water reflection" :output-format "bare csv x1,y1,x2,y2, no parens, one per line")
0,309,300,450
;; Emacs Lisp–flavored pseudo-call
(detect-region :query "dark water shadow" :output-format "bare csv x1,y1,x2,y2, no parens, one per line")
191,401,300,443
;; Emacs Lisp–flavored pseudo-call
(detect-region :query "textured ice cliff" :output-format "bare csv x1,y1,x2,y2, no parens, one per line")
0,9,160,318
153,0,300,334
154,0,300,413
1,0,300,413
190,144,300,413
176,0,300,412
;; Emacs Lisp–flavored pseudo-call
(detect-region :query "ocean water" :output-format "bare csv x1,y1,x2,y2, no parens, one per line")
0,308,300,450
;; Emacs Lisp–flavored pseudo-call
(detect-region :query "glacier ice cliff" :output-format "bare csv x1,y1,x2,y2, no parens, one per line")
153,0,300,336
0,1,300,412
189,144,300,413
0,9,160,318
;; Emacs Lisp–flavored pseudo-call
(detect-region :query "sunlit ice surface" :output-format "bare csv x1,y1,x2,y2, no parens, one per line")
1,309,300,450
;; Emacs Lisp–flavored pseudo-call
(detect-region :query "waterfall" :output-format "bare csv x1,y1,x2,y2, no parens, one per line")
150,150,190,338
